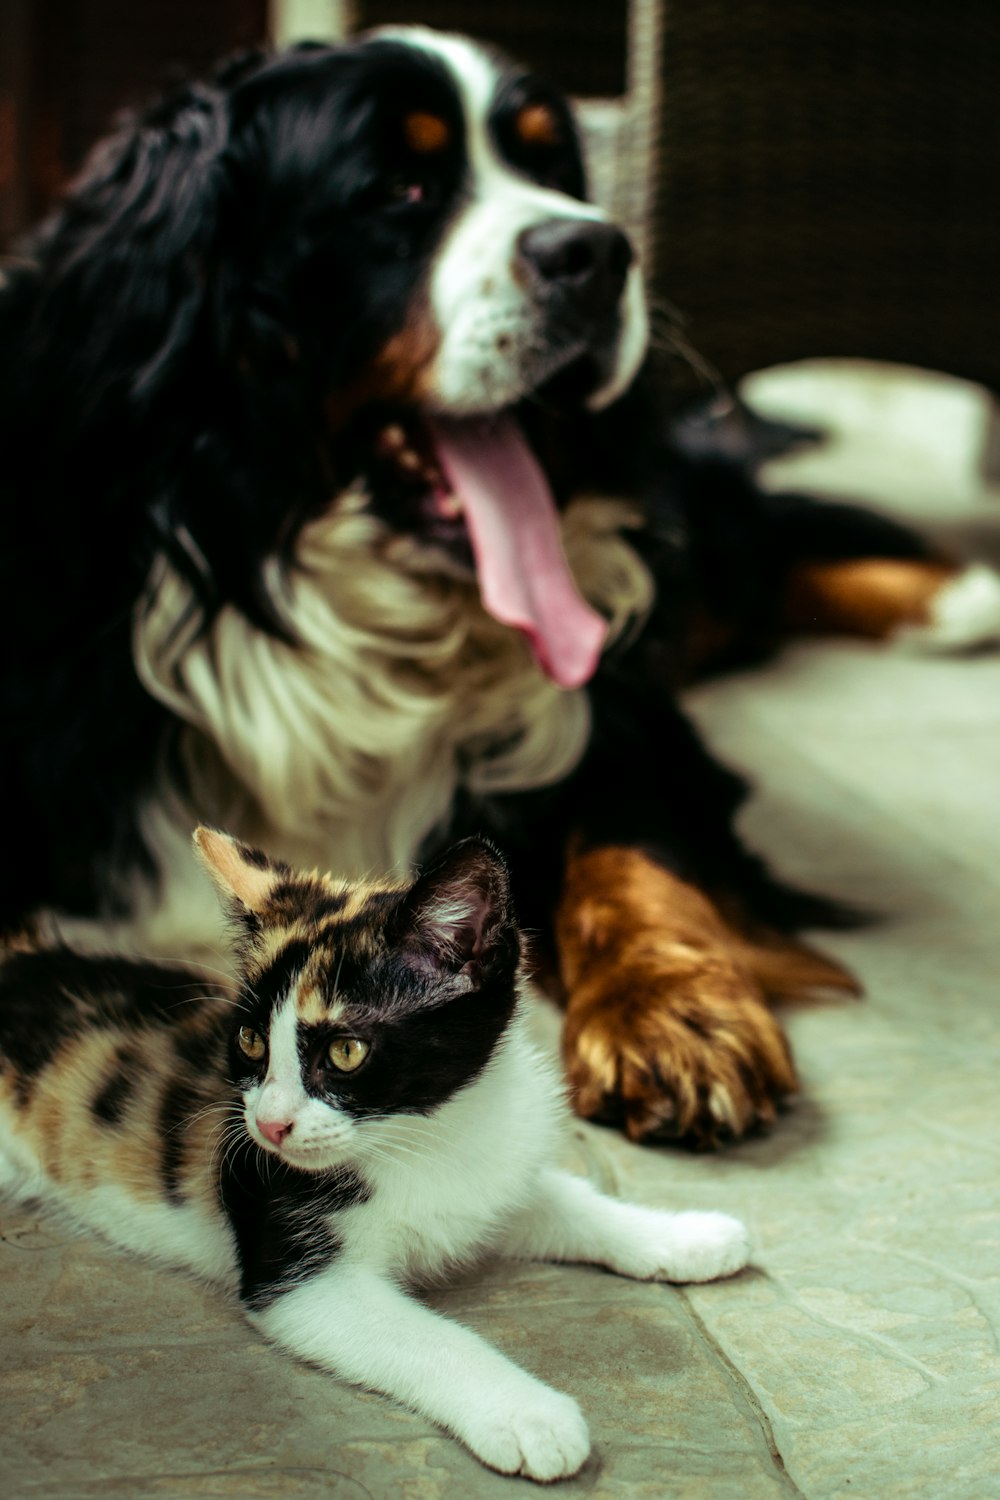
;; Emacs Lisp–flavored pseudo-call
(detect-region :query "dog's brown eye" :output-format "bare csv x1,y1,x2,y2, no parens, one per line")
514,101,560,149
328,1037,369,1073
237,1026,266,1061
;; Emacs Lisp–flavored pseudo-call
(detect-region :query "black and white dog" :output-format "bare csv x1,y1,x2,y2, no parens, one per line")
2,27,993,1144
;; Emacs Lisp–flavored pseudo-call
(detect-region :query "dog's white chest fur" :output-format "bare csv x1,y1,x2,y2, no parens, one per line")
63,492,650,964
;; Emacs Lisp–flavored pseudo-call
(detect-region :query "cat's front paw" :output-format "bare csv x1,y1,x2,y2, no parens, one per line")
618,1209,751,1284
458,1385,590,1481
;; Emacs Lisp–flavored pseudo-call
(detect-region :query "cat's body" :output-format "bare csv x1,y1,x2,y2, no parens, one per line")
0,832,749,1481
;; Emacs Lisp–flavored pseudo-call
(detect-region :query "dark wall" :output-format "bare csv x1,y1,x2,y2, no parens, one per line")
359,0,627,97
0,0,267,242
650,0,1000,392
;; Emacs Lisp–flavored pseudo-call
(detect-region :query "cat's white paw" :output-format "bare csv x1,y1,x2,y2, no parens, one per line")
615,1209,751,1284
458,1385,590,1481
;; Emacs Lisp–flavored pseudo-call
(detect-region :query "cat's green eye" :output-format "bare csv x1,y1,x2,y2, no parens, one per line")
237,1026,266,1061
328,1037,369,1073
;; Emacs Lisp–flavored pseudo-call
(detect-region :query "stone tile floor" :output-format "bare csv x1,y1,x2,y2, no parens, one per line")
4,364,999,1498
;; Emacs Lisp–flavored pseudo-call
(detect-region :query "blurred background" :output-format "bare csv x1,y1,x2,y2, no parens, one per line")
1,0,998,402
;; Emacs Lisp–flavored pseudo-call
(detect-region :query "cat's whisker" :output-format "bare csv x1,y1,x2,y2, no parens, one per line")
104,945,264,1012
166,992,241,1011
360,1132,430,1166
183,1100,238,1134
215,1128,262,1196
362,1145,426,1171
214,1127,247,1160
102,948,242,991
331,943,348,1003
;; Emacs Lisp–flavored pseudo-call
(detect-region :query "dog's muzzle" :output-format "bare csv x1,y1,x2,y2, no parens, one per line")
516,219,634,326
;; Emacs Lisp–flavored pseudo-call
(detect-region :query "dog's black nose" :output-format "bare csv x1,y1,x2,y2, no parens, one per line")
516,219,633,316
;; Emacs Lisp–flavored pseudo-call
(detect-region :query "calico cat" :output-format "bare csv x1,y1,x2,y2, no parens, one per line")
0,829,750,1481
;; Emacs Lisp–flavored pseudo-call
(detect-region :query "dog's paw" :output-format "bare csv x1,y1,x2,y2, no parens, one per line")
562,953,797,1148
615,1208,751,1283
458,1386,590,1481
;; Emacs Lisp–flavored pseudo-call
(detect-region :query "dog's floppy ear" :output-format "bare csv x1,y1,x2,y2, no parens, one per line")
34,80,229,404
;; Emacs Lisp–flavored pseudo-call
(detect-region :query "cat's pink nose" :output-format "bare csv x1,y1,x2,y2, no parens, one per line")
257,1117,293,1146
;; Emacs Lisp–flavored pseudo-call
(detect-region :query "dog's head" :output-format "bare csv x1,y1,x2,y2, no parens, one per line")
25,28,649,687
216,30,647,415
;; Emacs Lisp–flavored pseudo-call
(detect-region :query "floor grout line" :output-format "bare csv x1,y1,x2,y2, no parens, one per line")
678,1292,808,1499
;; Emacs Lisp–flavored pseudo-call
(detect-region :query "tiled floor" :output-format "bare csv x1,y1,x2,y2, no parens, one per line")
4,365,999,1498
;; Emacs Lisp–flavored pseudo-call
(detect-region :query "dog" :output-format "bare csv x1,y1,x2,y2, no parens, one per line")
2,26,995,1146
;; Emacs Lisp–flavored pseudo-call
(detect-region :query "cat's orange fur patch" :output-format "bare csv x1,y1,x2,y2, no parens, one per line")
295,979,345,1026
195,826,278,913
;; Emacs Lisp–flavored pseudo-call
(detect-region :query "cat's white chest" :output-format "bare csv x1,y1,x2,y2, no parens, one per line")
340,1010,565,1282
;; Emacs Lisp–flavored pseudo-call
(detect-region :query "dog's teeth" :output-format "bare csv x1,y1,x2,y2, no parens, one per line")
377,423,407,455
435,490,463,519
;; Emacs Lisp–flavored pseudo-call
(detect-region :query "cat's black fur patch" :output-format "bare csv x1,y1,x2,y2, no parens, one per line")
303,892,408,953
91,1051,138,1124
243,938,316,1021
159,1080,203,1203
220,1154,372,1310
173,1019,229,1071
296,980,518,1117
0,950,85,1099
265,883,350,927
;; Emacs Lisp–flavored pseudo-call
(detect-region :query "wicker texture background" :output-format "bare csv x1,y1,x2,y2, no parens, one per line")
649,0,1000,392
3,2,998,391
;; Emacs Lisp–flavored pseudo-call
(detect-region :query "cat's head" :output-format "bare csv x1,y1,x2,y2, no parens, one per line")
194,827,521,1172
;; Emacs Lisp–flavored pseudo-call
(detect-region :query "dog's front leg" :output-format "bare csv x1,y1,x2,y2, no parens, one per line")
555,844,804,1147
499,1168,750,1283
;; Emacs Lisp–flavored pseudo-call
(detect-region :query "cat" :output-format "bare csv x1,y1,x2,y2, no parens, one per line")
0,827,750,1481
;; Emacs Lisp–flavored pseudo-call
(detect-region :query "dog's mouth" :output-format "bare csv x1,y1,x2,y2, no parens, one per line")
362,402,607,690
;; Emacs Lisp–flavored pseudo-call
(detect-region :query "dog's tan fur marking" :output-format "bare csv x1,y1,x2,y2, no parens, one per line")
404,111,451,153
556,846,856,1146
326,312,441,432
782,557,957,638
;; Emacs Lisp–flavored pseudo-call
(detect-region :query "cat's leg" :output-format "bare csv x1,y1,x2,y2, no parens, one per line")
251,1264,590,1481
500,1167,751,1284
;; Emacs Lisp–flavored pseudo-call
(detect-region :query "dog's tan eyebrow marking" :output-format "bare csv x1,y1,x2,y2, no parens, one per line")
514,102,560,148
404,112,451,153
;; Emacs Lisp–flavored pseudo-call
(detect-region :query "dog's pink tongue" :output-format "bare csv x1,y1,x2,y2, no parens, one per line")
428,414,607,688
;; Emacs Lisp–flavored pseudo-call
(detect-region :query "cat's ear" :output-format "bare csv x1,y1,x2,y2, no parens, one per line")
193,826,286,915
396,839,517,984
